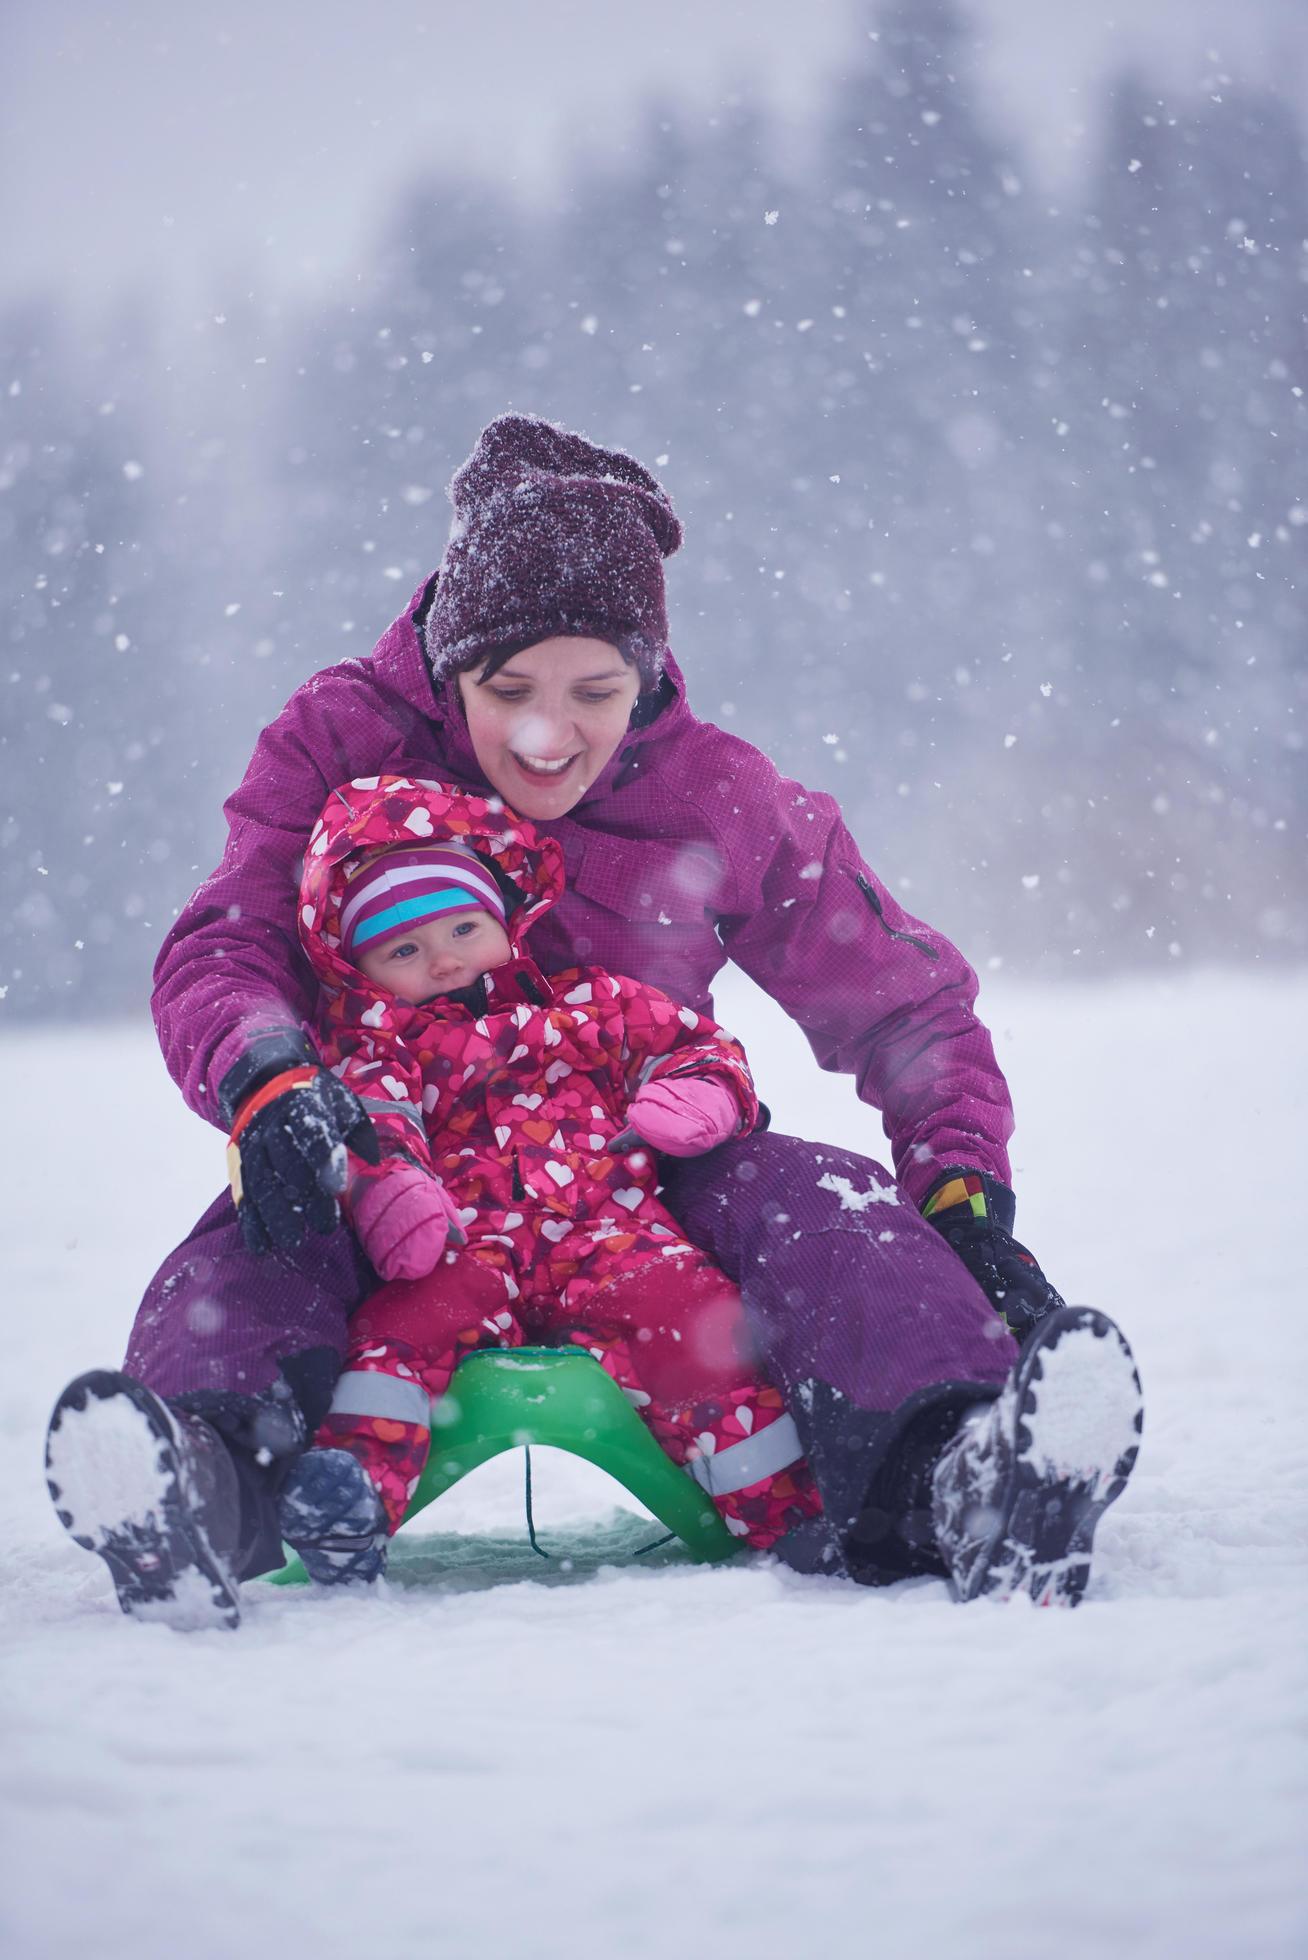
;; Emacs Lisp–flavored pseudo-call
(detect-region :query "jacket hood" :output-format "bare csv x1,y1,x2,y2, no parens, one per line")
299,775,563,1005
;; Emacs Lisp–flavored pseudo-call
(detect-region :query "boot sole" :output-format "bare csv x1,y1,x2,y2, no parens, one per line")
955,1307,1143,1607
45,1370,241,1631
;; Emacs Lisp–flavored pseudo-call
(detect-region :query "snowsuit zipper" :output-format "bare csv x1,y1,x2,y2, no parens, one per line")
511,1150,526,1203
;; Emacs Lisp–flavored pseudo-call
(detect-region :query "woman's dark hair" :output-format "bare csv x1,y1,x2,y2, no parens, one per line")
467,635,638,686
477,848,528,921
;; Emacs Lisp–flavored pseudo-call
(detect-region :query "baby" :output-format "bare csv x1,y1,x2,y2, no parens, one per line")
273,773,820,1581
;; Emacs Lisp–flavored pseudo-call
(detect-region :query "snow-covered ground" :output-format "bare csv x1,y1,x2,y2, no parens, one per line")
2,970,1305,1959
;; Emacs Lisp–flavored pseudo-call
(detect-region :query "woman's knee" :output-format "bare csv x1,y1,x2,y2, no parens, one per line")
126,1188,372,1404
662,1129,907,1252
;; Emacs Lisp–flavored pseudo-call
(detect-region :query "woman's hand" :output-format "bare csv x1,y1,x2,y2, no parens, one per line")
227,1067,380,1256
626,1076,741,1158
350,1161,466,1282
922,1169,1065,1341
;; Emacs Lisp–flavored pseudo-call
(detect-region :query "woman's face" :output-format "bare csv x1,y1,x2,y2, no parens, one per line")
456,636,641,821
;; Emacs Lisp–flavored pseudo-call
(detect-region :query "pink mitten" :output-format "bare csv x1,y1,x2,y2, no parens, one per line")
626,1076,741,1157
350,1161,465,1281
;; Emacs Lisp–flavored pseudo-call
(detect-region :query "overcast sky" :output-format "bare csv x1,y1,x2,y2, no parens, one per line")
2,0,1302,315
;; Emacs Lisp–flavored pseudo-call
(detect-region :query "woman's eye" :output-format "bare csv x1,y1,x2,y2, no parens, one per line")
577,690,619,705
488,686,529,703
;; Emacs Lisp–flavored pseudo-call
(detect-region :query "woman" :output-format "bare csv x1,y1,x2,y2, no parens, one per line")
45,416,1141,1627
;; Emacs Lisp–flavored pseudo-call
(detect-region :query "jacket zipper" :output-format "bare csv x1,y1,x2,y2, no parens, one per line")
511,1150,526,1202
852,871,938,960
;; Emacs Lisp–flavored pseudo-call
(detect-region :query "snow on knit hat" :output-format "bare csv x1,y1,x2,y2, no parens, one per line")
340,842,507,960
426,414,683,685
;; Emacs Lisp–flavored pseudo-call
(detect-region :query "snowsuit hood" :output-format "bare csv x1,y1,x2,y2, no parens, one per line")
298,774,562,1019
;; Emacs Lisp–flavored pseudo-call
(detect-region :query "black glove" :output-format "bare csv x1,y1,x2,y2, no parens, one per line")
227,1061,379,1256
922,1168,1065,1342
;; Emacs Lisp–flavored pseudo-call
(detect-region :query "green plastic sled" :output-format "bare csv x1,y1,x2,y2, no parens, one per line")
266,1346,741,1584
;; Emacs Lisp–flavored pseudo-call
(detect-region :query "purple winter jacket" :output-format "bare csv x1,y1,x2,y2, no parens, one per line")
153,583,1014,1207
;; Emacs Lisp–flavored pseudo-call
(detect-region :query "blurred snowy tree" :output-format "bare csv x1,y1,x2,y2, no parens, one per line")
0,301,231,1013
3,2,1304,1019
1039,73,1308,960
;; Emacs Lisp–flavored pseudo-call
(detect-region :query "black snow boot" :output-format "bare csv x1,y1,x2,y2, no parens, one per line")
930,1306,1143,1607
45,1370,243,1631
276,1449,389,1587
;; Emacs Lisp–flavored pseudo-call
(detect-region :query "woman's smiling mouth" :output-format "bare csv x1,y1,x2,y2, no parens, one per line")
511,751,579,778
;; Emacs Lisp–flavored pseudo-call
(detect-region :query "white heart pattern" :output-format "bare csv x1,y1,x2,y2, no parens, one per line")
544,1161,574,1188
540,1218,574,1243
403,806,435,837
612,1187,644,1213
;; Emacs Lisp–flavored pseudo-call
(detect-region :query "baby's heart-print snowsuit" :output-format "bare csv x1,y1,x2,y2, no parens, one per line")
297,775,821,1547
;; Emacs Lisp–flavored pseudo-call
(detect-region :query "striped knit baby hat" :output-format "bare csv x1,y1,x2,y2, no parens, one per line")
340,842,507,960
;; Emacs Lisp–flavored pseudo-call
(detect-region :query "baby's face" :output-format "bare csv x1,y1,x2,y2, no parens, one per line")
356,910,512,1003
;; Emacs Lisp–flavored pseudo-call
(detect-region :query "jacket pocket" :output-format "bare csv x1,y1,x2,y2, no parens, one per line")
572,836,726,925
561,837,727,1009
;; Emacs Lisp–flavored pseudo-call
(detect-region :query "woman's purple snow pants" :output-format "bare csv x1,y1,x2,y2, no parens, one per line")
125,1131,1016,1577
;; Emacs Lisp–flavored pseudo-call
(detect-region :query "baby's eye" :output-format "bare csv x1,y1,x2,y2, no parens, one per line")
452,920,478,939
388,941,418,960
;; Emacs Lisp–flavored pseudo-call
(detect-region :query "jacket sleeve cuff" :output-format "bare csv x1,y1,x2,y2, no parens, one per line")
920,1167,1016,1234
216,1028,319,1127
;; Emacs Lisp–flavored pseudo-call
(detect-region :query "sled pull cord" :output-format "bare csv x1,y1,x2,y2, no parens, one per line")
522,1445,675,1559
522,1446,550,1558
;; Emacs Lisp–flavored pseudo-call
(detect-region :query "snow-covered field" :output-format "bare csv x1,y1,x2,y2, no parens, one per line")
2,970,1305,1959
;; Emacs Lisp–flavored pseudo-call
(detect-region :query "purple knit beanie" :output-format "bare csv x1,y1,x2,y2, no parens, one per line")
426,415,683,685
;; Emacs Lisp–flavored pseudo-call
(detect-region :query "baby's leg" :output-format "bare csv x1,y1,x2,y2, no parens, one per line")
554,1239,821,1550
313,1250,522,1533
